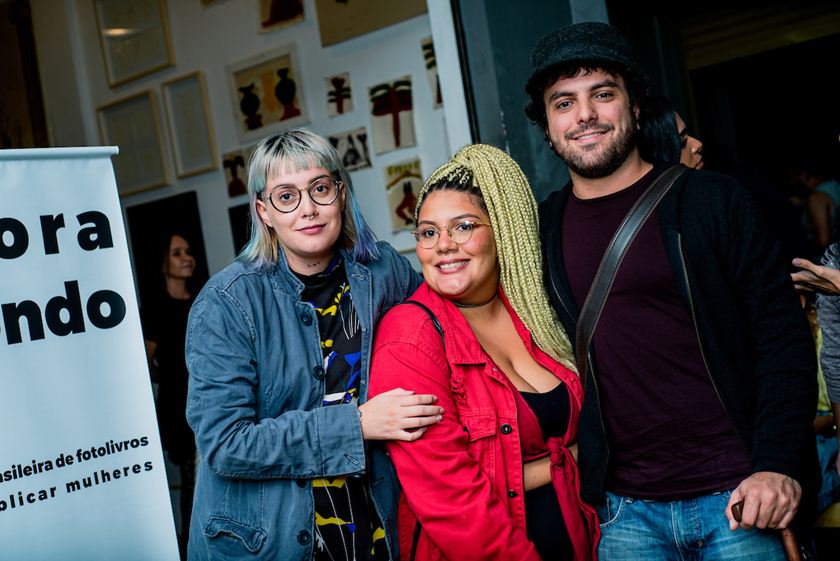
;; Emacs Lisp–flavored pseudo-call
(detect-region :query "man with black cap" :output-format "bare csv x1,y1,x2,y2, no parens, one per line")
526,21,817,560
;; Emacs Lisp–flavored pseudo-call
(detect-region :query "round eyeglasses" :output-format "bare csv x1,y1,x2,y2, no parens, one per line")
265,178,343,213
412,220,492,249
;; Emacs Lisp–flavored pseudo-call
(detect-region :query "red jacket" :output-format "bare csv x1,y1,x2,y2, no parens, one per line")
370,283,598,561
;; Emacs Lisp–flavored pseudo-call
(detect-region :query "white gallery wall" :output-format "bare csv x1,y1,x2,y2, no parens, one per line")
32,0,457,279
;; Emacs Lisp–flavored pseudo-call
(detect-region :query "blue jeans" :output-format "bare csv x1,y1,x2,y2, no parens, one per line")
596,489,786,561
816,429,840,514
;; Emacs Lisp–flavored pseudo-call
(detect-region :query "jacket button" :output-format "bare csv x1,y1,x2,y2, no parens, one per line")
301,312,313,325
297,530,311,545
500,424,513,434
313,365,325,379
508,489,518,498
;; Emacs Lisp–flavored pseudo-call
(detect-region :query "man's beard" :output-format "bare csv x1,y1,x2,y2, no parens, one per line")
553,116,637,179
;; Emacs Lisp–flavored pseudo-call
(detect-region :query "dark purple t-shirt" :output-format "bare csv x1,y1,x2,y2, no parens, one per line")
562,166,751,500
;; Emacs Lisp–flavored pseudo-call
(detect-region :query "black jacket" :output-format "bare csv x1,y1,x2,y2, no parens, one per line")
539,165,818,507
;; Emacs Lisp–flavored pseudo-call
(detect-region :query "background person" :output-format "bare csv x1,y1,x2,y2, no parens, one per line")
800,296,840,514
637,94,703,169
141,232,200,557
185,128,442,561
370,144,598,561
795,244,840,480
787,150,840,255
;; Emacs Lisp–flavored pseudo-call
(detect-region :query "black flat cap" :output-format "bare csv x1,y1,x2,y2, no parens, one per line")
525,22,634,96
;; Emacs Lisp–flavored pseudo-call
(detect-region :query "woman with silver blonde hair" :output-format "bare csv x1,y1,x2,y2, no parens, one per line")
240,128,379,267
186,128,443,561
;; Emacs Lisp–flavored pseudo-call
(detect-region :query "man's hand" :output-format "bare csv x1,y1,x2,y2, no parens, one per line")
725,471,801,530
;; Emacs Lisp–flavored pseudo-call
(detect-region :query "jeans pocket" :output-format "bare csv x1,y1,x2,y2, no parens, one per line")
711,488,734,510
595,492,627,528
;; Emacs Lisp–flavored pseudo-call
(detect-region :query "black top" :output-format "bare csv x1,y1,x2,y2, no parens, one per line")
519,383,570,440
141,292,196,465
519,384,572,561
561,166,750,499
296,257,386,561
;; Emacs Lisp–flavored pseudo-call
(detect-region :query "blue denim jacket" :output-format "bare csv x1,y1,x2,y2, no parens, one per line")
185,242,421,560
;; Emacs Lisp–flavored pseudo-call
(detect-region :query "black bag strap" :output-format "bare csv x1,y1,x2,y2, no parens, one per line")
409,520,423,561
402,300,444,346
574,165,686,377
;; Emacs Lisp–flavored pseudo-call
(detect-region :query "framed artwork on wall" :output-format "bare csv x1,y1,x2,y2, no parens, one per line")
369,76,416,154
258,0,304,33
222,146,253,198
92,0,174,87
161,71,218,179
421,37,443,109
384,157,422,233
226,44,309,143
327,127,371,172
314,0,426,46
97,90,168,196
326,73,353,116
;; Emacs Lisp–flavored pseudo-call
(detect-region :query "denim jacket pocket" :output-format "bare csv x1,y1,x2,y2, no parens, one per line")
204,516,267,554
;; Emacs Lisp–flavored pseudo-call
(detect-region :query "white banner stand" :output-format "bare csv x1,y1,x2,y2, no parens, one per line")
0,147,179,561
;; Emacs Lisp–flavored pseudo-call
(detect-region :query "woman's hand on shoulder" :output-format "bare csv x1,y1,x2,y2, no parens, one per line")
359,388,443,441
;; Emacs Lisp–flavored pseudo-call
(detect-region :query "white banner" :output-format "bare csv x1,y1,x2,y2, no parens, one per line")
0,147,179,560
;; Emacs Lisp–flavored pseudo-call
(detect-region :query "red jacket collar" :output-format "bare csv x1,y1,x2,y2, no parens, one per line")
409,282,534,366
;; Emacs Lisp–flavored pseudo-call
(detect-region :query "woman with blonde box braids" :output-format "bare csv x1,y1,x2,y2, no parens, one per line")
370,144,599,561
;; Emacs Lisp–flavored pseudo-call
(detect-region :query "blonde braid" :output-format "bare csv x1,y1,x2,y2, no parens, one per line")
417,144,577,373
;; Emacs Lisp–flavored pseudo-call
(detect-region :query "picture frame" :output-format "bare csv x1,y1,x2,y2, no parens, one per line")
222,145,254,198
97,90,168,196
226,44,309,143
314,0,426,46
326,72,353,117
421,37,443,109
369,75,416,154
92,0,174,88
258,0,304,33
327,127,372,172
161,71,218,179
384,157,422,233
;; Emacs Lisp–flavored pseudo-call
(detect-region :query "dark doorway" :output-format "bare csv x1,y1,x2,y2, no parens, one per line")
691,32,840,181
607,0,840,258
125,191,210,309
0,0,48,148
